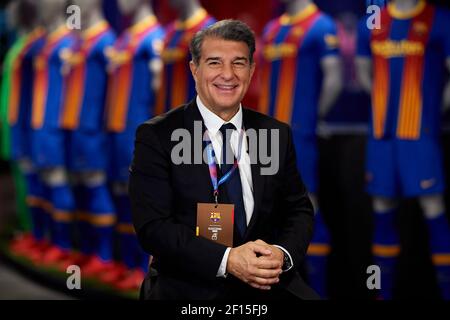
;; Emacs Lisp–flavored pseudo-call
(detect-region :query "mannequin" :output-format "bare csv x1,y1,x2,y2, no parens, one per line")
58,0,117,274
356,0,450,299
28,0,77,267
105,0,165,291
154,0,216,114
4,0,45,257
259,0,343,298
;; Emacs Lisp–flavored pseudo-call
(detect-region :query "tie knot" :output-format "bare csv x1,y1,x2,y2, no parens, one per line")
219,123,236,140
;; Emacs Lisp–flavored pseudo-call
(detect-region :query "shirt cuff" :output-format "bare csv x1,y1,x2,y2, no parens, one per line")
273,245,294,272
216,247,231,278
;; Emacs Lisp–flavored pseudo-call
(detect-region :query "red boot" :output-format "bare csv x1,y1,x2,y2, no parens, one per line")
9,233,35,254
99,263,128,285
114,268,145,291
40,245,69,266
26,240,52,264
58,251,87,272
81,256,116,278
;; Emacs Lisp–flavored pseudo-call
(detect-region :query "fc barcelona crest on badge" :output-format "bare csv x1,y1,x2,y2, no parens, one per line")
210,212,221,223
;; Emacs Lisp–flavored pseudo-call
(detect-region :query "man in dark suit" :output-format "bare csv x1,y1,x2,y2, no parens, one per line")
129,19,318,300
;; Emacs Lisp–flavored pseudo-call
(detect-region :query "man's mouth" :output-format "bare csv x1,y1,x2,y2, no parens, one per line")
214,84,238,92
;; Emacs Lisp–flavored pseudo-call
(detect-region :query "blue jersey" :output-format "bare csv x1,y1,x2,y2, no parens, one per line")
60,20,116,131
357,0,450,140
31,25,75,130
8,28,45,159
106,15,165,133
155,8,215,114
259,3,339,136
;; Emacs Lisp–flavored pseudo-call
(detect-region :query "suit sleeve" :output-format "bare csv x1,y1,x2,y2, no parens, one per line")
128,123,228,281
273,125,315,270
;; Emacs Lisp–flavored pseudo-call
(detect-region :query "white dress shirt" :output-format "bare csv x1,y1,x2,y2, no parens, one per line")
196,96,293,277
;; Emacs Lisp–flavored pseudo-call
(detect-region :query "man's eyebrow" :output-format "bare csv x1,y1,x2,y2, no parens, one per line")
205,57,221,62
233,56,248,61
204,56,249,62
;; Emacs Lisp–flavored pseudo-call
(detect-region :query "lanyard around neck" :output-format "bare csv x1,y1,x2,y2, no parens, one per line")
205,126,245,204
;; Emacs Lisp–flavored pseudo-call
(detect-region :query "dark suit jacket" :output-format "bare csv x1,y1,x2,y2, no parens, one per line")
129,100,318,300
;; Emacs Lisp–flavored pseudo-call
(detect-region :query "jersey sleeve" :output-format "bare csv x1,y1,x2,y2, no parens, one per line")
316,15,339,58
93,31,116,64
148,28,165,61
356,16,372,58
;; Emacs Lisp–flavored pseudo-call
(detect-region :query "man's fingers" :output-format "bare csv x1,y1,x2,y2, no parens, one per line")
250,266,282,279
254,256,283,270
251,243,272,256
249,275,280,286
254,239,269,246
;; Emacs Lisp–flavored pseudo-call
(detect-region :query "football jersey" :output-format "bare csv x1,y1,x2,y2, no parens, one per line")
357,0,450,140
155,8,215,114
259,3,339,136
31,25,75,130
60,20,116,131
8,28,45,128
106,15,165,133
8,27,45,159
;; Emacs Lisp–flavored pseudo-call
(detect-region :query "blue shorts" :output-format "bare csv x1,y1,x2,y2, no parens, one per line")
10,125,32,160
365,138,445,198
67,129,108,172
108,129,135,182
293,135,318,193
31,128,67,169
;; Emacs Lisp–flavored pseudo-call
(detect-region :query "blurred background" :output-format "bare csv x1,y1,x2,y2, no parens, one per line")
0,0,450,300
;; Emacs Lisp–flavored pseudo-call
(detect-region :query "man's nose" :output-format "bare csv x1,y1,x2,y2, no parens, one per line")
221,63,235,80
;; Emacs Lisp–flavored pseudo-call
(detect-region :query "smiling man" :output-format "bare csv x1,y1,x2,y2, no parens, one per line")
129,20,318,300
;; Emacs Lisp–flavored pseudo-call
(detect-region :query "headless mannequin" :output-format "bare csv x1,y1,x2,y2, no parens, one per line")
280,0,343,209
355,0,449,217
355,0,450,299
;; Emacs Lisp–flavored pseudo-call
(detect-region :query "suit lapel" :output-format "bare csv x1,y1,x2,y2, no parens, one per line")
183,103,267,240
242,108,266,239
183,100,215,202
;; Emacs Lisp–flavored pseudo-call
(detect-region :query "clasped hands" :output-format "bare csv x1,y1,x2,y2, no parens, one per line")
226,239,284,290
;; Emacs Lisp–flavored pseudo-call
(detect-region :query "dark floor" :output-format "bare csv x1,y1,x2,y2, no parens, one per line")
0,261,74,300
0,162,73,300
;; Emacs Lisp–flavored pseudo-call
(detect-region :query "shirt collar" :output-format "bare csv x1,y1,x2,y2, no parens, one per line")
196,95,243,137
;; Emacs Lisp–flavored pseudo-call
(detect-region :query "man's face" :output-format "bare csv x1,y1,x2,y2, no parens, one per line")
190,37,255,112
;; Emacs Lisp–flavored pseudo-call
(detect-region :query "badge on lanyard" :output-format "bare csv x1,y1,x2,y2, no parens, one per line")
195,126,245,247
196,203,234,247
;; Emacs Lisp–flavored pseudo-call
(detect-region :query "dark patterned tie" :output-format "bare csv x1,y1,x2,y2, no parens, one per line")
219,123,247,237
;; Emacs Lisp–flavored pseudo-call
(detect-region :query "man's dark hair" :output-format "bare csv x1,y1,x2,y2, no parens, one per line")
189,19,256,65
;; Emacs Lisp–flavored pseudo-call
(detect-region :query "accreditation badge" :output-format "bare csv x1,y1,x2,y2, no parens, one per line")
196,203,234,247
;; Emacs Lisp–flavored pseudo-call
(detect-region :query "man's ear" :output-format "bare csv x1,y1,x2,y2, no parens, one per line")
189,60,198,81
